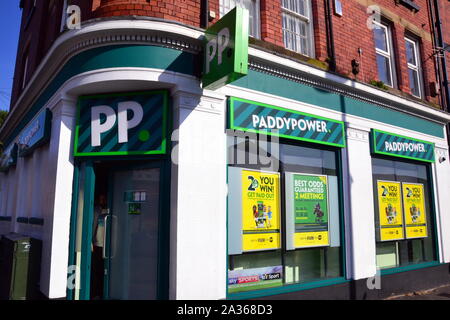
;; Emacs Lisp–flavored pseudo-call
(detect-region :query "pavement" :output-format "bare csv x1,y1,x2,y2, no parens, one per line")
386,284,450,300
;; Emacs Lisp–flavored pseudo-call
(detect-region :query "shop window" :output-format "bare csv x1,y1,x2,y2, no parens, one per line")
227,134,344,295
373,20,396,88
220,0,260,38
405,36,424,98
372,158,436,270
281,0,314,57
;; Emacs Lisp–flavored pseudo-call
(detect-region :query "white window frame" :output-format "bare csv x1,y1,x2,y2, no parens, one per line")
281,0,315,57
373,20,397,88
22,55,29,90
60,0,68,32
219,0,260,39
405,36,424,98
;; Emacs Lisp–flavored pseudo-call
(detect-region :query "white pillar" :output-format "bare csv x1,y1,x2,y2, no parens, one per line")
432,147,450,263
170,90,227,300
343,127,377,280
40,96,77,299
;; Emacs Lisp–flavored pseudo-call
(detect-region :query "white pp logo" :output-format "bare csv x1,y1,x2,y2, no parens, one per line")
91,101,144,147
205,27,230,73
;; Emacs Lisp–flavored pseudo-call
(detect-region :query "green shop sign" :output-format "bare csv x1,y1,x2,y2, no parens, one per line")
371,129,435,162
0,143,18,172
202,6,249,90
18,108,52,157
74,91,168,157
229,97,346,147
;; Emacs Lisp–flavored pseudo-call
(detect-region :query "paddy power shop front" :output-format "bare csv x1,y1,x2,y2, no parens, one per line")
226,97,346,298
67,90,170,300
371,129,438,271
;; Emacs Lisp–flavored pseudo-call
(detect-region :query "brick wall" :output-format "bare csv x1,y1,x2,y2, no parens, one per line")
10,0,447,110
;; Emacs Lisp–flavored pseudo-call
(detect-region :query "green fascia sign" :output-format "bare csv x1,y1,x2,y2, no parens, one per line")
18,108,52,157
202,6,249,90
371,129,435,163
0,143,18,172
74,90,168,157
229,97,346,147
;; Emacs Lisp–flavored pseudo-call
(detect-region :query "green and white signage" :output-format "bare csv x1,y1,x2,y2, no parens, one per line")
371,129,435,163
202,6,249,90
0,143,18,172
229,97,346,147
18,108,52,157
74,91,168,157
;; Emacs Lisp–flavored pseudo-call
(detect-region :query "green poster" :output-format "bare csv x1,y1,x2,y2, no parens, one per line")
293,174,330,248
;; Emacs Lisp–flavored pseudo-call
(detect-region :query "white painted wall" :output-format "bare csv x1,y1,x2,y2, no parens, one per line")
343,127,377,280
432,147,450,263
39,97,77,299
171,89,227,300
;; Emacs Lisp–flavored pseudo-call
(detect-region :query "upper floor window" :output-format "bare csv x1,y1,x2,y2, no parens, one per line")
373,20,396,88
281,0,314,57
405,36,423,98
21,51,30,90
220,0,260,38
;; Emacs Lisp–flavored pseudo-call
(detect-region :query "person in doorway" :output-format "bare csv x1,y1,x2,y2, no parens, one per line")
91,193,108,300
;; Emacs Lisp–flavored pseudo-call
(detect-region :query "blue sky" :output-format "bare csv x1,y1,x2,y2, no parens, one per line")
0,2,21,111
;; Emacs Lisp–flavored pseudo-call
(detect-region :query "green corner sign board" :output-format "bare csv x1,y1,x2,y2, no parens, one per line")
18,108,52,157
202,6,249,90
0,143,18,172
229,97,346,147
371,129,435,163
74,91,168,157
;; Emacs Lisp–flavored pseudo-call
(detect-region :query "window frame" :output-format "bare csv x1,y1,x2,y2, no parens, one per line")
405,36,424,99
226,135,347,299
219,0,261,39
281,0,315,57
371,155,440,275
373,20,397,88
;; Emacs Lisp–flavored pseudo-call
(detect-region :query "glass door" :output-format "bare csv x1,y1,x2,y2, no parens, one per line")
103,165,161,300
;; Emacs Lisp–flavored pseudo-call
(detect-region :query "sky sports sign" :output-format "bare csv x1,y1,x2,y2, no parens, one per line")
229,97,346,147
74,91,168,157
371,129,435,163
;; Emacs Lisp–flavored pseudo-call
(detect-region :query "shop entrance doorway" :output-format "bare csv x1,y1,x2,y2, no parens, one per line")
68,160,169,300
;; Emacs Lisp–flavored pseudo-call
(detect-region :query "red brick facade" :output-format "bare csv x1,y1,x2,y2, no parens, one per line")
10,0,449,110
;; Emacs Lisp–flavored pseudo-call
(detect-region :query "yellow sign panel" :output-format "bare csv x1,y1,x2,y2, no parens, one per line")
402,183,427,239
294,231,329,248
242,170,281,252
377,180,404,241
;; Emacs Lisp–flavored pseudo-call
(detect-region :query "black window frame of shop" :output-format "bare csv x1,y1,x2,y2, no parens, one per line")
371,154,440,274
226,132,347,299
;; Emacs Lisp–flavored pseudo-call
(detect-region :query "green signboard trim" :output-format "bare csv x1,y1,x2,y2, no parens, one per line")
5,44,445,149
73,90,168,157
371,129,435,163
229,96,346,148
4,45,195,147
232,70,445,139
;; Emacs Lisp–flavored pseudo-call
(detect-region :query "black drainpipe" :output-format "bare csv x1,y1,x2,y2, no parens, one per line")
201,0,209,29
324,0,336,72
432,0,450,112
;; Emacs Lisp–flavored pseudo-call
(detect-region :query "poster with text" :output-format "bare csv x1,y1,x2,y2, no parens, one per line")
241,170,281,252
377,180,404,241
293,174,329,248
228,266,283,293
402,183,427,239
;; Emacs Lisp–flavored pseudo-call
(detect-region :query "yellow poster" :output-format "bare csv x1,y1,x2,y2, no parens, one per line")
402,183,427,239
377,180,404,241
242,170,281,252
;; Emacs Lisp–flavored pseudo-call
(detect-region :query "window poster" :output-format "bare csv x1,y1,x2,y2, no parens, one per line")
291,174,330,248
241,170,281,252
377,180,405,241
228,266,283,293
402,183,427,239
